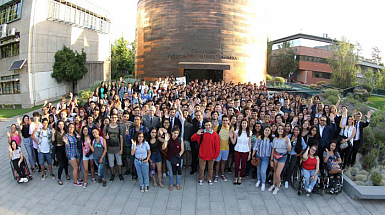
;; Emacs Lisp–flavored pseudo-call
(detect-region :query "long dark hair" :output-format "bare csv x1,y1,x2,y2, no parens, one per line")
292,125,303,154
237,119,250,137
147,127,158,143
80,126,89,145
260,126,273,142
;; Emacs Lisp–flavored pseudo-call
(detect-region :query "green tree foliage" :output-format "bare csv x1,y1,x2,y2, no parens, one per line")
51,45,87,93
274,47,298,79
111,36,135,79
327,38,359,89
371,46,383,66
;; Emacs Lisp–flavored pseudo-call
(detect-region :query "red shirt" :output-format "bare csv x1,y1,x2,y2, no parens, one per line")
302,156,317,170
191,132,220,161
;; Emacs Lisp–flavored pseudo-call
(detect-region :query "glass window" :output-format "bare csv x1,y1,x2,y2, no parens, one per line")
312,71,331,79
0,1,22,24
12,42,19,56
13,80,20,93
1,45,11,58
2,82,12,94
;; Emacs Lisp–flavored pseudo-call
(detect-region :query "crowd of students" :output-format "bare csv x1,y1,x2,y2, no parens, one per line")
8,77,371,195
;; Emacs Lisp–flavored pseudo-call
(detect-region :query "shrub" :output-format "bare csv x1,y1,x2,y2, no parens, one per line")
324,89,340,99
370,171,383,186
80,90,93,103
327,95,339,105
274,77,285,83
266,75,273,81
362,83,373,95
362,148,379,169
355,174,368,182
316,81,328,86
358,170,369,176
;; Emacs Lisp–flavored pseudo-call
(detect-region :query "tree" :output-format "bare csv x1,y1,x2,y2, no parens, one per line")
51,45,87,93
274,47,298,79
362,68,376,86
327,38,359,89
111,36,135,79
371,46,383,66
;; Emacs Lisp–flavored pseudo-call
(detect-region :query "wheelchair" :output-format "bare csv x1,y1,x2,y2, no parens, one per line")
322,165,344,195
10,159,33,183
291,164,326,196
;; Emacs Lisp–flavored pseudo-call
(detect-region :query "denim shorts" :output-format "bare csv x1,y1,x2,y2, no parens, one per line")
151,152,162,163
38,152,52,165
216,150,229,162
274,154,287,163
83,153,94,161
68,153,80,161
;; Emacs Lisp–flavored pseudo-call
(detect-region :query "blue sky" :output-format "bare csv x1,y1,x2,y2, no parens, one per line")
94,0,385,61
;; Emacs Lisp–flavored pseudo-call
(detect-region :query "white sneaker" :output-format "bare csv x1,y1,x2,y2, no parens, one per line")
18,178,24,183
272,187,279,195
268,185,275,192
306,188,312,193
23,178,28,183
199,180,203,186
261,183,266,191
255,180,261,188
162,173,166,178
285,181,289,189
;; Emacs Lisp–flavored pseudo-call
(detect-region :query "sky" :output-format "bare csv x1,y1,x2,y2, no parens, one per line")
93,0,385,61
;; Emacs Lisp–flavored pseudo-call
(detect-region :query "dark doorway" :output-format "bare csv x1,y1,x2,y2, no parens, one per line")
184,69,223,83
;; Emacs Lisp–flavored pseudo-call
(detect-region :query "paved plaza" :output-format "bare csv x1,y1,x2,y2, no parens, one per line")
0,115,384,215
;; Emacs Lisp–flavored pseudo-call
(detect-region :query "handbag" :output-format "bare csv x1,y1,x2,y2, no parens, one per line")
339,135,349,150
274,151,284,160
328,163,341,174
85,149,93,157
251,157,260,166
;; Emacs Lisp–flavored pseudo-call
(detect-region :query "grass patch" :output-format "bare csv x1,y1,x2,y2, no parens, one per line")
368,95,385,109
0,99,62,119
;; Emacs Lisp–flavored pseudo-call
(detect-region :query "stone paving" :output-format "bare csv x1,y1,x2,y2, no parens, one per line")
0,114,385,215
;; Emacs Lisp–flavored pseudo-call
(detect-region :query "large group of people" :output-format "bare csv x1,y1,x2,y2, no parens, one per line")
8,76,371,196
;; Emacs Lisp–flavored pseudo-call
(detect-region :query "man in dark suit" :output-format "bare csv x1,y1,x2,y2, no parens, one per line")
350,111,371,167
318,115,337,158
190,110,204,175
142,106,161,129
169,108,182,131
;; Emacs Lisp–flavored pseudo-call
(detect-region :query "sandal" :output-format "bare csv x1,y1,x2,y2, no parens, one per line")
168,185,173,191
58,179,63,185
233,178,238,185
176,185,182,190
159,183,165,188
66,175,71,180
154,183,158,187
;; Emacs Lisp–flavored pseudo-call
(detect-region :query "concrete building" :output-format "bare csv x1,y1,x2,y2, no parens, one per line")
269,33,384,85
0,0,110,108
135,0,267,84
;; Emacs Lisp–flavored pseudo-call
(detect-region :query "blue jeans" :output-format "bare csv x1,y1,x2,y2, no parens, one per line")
166,159,183,186
257,157,270,183
23,137,36,166
134,159,149,187
94,157,105,179
302,168,317,191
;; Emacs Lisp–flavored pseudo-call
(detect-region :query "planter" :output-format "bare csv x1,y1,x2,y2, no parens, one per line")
343,174,385,199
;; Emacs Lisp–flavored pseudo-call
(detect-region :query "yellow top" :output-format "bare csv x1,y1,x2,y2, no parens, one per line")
214,124,230,151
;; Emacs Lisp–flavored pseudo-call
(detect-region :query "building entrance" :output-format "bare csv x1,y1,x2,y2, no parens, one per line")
184,69,223,83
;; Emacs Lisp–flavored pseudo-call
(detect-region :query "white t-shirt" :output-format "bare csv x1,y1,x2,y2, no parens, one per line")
29,122,42,149
235,130,251,153
39,130,50,153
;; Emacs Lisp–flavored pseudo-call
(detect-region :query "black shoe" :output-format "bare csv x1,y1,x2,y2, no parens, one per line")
98,177,102,183
132,175,138,182
102,180,106,187
110,174,115,182
190,170,196,175
119,174,124,181
124,170,130,175
227,168,232,173
38,168,42,173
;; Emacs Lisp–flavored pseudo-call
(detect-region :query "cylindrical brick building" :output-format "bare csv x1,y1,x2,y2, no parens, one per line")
135,0,267,83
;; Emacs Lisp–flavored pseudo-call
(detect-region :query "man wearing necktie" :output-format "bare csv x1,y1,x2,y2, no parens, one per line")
190,110,204,175
169,108,182,133
350,111,371,167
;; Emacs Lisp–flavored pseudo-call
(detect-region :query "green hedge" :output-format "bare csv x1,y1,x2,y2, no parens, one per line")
266,75,273,81
274,77,285,83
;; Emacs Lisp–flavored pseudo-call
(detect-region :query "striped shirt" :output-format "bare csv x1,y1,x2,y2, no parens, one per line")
253,138,272,158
